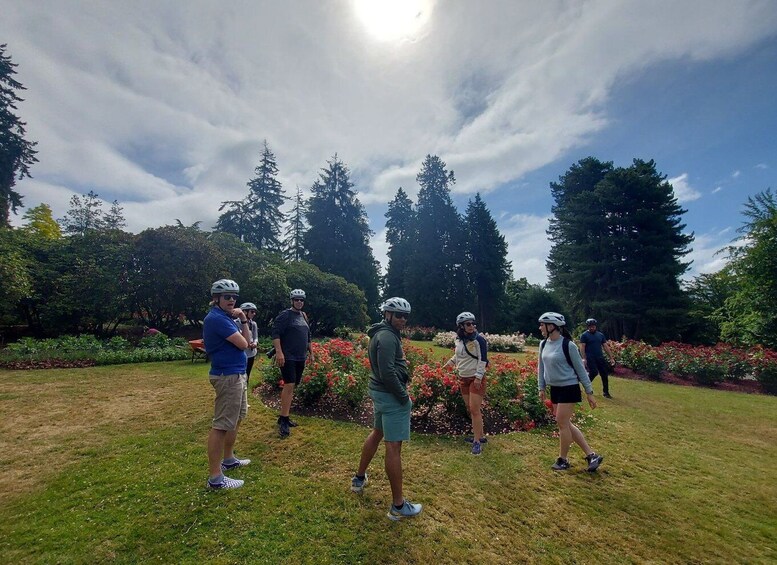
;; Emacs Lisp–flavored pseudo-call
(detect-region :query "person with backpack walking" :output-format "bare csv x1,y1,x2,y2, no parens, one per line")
443,312,489,455
538,312,604,472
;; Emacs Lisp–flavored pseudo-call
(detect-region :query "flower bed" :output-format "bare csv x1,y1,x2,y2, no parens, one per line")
431,331,526,352
261,337,564,434
611,340,777,394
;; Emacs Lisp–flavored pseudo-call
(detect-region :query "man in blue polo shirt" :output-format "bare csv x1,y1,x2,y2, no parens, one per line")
204,279,252,489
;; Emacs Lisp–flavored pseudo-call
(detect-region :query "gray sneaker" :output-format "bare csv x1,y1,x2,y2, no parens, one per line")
351,473,368,493
207,476,244,490
221,457,251,471
387,499,423,521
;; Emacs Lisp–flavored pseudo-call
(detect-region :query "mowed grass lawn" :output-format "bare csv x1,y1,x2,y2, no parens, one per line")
1,357,775,564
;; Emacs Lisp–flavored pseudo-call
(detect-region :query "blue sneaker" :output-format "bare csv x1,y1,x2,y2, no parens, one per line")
471,441,482,456
351,473,368,493
387,499,423,521
206,476,244,490
585,452,604,472
221,457,251,471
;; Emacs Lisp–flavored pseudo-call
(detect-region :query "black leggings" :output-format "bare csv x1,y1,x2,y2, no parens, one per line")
587,356,610,394
246,356,255,378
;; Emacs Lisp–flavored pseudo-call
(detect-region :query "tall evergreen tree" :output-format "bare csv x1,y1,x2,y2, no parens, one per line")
0,44,38,227
215,140,286,251
383,187,415,299
283,185,307,262
464,193,511,332
304,155,380,308
405,155,469,328
244,140,286,251
547,157,693,342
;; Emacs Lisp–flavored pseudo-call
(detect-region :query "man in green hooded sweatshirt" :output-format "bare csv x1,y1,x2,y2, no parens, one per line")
350,297,423,521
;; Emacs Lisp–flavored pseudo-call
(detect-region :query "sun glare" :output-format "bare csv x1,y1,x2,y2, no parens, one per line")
353,0,432,42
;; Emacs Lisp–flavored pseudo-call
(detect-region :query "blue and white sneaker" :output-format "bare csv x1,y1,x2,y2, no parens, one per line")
387,499,423,521
206,476,244,490
471,441,482,456
221,457,251,471
351,473,368,493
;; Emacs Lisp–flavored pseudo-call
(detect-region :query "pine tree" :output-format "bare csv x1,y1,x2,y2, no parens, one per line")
405,155,470,328
215,140,286,251
0,44,38,227
383,187,415,299
304,155,380,308
464,193,511,332
283,185,307,262
59,190,107,235
244,140,286,252
547,157,693,341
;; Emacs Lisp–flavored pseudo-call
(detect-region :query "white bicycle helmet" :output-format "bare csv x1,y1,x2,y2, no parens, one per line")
211,279,240,295
380,297,411,314
240,302,257,311
290,289,306,299
456,312,476,325
586,318,598,326
538,312,566,327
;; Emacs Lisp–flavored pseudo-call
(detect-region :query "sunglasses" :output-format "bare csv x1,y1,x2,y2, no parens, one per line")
221,294,239,301
292,298,305,302
393,312,409,320
463,321,476,327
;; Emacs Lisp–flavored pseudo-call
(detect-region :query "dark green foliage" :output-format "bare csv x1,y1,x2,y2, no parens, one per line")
0,44,38,227
682,269,737,345
404,155,470,328
303,155,380,309
216,140,287,252
547,157,693,342
131,225,222,331
464,193,511,332
284,261,370,336
497,278,565,337
383,187,415,299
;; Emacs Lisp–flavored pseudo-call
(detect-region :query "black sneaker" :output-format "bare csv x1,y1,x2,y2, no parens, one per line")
287,418,298,428
278,417,290,438
551,457,570,471
585,452,604,472
603,392,613,399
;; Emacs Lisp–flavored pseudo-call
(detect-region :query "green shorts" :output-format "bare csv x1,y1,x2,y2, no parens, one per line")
370,389,412,442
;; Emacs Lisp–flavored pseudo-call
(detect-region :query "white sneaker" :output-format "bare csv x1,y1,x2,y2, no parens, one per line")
221,458,251,471
207,476,244,490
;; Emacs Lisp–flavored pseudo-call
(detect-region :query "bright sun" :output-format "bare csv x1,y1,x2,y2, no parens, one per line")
352,0,432,42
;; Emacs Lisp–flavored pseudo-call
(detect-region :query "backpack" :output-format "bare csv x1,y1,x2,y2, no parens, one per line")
540,337,574,368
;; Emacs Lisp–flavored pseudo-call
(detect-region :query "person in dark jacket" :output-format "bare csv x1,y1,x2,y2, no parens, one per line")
580,318,616,398
350,297,422,521
271,289,313,438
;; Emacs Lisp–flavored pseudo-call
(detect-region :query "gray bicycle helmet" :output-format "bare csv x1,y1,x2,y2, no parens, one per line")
240,302,257,311
586,318,598,326
538,312,566,327
380,297,411,314
290,289,306,299
456,311,476,325
211,279,240,295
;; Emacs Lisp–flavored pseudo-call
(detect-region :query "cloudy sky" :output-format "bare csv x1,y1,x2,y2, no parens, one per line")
4,1,777,284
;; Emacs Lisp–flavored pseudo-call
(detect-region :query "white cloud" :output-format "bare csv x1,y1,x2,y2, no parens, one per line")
669,173,702,203
712,186,723,194
732,170,741,178
501,214,552,286
3,1,777,277
755,163,768,169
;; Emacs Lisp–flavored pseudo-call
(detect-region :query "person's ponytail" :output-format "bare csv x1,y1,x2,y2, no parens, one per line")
560,326,572,339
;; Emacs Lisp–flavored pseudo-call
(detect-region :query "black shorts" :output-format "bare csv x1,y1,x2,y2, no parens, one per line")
549,384,582,404
280,359,306,385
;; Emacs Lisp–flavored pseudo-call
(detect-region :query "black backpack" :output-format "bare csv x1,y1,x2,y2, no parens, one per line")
540,336,575,368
